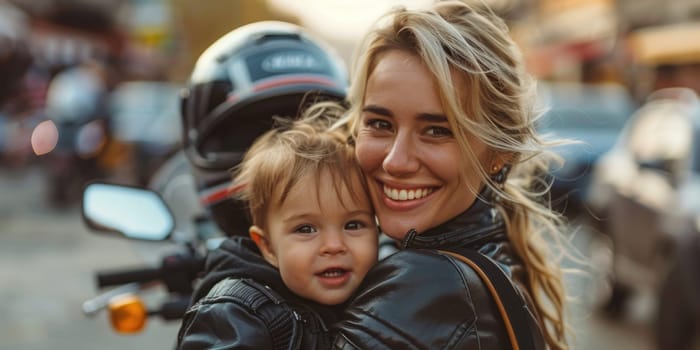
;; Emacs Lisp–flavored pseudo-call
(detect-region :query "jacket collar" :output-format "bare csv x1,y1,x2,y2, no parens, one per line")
399,186,506,250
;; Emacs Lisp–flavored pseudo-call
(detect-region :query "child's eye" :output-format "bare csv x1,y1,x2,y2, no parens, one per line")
366,118,392,131
425,126,453,137
345,220,366,230
293,224,316,234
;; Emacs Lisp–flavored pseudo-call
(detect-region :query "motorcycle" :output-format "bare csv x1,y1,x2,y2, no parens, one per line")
43,66,113,206
78,151,400,335
80,150,224,333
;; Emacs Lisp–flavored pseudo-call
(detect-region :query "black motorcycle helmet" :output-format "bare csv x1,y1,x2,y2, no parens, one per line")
181,21,348,236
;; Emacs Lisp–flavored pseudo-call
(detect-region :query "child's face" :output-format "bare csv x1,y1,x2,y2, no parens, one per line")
256,171,378,305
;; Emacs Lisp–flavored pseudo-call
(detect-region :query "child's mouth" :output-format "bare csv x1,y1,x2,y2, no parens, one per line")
316,268,351,287
320,268,347,277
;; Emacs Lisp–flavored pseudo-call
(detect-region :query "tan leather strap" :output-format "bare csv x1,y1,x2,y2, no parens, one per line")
439,250,519,350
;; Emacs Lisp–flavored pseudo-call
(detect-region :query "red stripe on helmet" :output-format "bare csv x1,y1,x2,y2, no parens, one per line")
200,187,231,205
200,182,247,206
253,76,339,93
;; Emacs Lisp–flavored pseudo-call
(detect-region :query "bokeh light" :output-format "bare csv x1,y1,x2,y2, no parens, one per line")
30,120,59,155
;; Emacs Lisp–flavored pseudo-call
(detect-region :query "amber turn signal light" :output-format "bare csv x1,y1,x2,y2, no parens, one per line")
108,294,147,334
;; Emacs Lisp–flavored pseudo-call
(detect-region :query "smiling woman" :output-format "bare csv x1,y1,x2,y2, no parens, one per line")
331,1,570,349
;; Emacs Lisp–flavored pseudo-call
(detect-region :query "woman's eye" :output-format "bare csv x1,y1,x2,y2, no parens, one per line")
426,126,453,137
345,220,365,230
366,118,392,131
293,225,316,234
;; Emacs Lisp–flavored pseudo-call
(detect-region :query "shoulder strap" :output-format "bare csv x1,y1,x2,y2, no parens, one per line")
208,278,299,350
439,249,537,350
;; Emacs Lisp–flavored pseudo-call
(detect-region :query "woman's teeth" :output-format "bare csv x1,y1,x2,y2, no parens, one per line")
383,186,434,201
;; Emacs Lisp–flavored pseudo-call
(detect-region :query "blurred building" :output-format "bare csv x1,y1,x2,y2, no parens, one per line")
516,0,700,99
618,0,700,30
7,0,700,100
514,0,621,84
618,0,700,98
8,0,126,75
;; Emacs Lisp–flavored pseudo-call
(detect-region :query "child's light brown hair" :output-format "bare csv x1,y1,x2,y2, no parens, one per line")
232,102,370,231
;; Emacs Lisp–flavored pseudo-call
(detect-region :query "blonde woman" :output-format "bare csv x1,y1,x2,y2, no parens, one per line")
332,1,568,349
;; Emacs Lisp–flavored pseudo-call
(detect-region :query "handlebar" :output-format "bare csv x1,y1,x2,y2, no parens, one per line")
158,297,191,320
95,253,206,293
97,267,162,288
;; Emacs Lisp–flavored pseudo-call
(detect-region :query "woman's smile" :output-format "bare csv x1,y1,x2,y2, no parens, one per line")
377,180,438,212
382,184,435,201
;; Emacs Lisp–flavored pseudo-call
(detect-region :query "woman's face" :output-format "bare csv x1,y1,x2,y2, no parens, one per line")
355,50,490,240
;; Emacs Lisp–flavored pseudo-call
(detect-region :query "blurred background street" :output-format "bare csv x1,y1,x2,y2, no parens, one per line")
0,167,653,350
0,164,657,349
3,0,700,349
0,166,179,350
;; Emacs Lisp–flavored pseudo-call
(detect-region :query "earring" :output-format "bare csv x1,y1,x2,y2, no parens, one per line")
490,164,511,185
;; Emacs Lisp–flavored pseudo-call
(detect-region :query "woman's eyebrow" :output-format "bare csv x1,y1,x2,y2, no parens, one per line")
417,113,447,122
363,105,447,123
362,105,392,116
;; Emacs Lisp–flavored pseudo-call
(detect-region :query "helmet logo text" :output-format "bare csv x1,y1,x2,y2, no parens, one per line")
261,52,320,72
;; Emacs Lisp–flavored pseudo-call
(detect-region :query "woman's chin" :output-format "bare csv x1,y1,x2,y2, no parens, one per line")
383,231,406,241
379,221,418,241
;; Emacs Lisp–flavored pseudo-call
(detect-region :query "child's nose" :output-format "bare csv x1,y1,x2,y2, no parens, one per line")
320,230,347,255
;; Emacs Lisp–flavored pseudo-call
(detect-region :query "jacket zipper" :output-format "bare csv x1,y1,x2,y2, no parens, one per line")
290,310,303,350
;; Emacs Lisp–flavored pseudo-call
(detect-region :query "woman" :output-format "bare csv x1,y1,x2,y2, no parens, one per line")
332,1,568,349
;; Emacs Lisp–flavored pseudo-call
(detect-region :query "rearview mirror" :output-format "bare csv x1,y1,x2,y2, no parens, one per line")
82,183,174,241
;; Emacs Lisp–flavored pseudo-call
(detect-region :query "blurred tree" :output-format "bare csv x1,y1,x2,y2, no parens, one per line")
167,0,298,81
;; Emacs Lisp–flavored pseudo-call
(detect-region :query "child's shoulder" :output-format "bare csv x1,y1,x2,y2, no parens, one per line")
203,277,287,308
181,277,302,349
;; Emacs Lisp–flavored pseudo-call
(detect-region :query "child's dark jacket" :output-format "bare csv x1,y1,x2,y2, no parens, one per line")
177,237,341,349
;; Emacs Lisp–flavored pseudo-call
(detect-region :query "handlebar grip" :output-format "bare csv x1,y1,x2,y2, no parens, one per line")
96,267,162,288
159,297,191,320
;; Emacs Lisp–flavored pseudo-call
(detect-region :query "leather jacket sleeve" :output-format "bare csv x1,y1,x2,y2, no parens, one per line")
333,249,514,350
177,297,275,350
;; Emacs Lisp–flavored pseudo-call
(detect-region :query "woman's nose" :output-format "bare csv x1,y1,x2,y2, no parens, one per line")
382,133,420,176
320,230,347,255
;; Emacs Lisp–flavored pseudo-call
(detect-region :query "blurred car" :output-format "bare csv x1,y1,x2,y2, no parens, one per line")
536,81,635,218
656,232,700,350
585,87,700,319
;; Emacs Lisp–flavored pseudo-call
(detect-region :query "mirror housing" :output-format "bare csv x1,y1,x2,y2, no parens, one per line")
638,158,682,187
638,158,673,174
82,182,175,241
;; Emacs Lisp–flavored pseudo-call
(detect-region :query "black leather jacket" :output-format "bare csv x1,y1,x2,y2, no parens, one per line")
332,191,546,349
176,237,342,349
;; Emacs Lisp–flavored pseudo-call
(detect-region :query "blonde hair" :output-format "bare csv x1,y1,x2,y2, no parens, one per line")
335,1,568,348
233,102,369,231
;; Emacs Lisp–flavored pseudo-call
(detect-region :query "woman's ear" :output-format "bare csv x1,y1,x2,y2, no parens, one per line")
249,226,278,267
489,152,517,173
